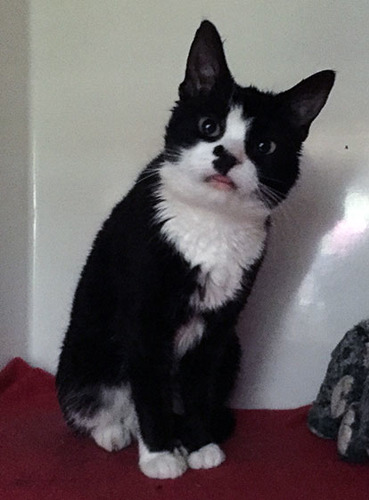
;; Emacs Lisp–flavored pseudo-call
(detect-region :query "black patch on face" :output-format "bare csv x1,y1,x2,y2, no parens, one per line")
164,88,233,162
243,89,303,203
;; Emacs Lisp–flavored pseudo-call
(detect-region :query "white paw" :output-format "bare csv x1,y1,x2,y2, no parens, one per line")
92,424,131,452
188,443,225,470
139,451,187,479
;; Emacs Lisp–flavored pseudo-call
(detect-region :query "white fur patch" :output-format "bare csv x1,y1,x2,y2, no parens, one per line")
188,443,225,469
221,106,249,161
156,105,269,312
174,315,204,358
138,438,187,479
156,196,267,310
71,385,138,452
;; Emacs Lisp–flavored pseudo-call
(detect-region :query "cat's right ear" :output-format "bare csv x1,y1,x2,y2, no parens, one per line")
179,21,233,100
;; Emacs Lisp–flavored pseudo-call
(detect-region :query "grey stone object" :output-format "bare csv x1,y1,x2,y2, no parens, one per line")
307,320,369,462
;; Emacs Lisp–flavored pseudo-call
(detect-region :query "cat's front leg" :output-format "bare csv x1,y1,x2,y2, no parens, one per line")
130,358,187,479
176,327,240,469
175,408,227,470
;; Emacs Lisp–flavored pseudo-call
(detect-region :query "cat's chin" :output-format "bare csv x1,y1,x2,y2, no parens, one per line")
205,174,236,192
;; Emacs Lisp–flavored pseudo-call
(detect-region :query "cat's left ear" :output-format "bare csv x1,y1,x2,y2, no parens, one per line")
280,70,335,140
179,20,233,100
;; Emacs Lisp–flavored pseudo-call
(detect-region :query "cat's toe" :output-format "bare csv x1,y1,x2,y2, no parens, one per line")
91,424,131,452
139,451,187,479
188,443,225,469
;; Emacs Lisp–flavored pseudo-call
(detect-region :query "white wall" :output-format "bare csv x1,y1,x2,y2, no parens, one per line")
2,0,369,408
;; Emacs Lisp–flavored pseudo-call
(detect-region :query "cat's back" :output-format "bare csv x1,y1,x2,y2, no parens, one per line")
83,157,165,267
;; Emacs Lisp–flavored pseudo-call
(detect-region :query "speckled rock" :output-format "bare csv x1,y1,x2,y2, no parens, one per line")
308,320,369,462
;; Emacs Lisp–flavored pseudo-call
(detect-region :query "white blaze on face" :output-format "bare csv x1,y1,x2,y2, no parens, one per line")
221,106,248,163
220,107,260,199
207,106,249,192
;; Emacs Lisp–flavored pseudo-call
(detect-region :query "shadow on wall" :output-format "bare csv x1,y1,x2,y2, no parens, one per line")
0,0,30,368
233,143,362,407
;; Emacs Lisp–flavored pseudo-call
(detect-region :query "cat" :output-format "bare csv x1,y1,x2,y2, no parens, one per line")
56,20,335,479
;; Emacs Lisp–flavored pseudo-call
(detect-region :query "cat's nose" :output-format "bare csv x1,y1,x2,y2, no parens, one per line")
213,146,240,175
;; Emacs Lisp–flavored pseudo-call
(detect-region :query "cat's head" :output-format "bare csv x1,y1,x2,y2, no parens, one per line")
160,20,335,215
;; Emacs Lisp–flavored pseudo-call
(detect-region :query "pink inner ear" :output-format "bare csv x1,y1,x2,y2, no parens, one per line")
199,62,218,79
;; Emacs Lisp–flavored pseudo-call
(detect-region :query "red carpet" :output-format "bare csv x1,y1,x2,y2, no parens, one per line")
0,358,368,499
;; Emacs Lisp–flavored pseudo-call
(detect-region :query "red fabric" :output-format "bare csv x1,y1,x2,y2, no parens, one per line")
0,359,368,500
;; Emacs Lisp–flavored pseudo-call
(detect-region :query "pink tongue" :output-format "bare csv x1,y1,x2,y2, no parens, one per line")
207,174,235,190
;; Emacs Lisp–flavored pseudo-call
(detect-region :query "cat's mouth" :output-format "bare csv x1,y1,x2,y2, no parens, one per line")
205,174,236,191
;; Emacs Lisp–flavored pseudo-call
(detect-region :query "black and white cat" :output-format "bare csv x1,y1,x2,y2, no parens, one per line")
56,21,335,479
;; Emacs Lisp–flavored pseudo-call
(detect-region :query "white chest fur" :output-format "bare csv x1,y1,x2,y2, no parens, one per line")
156,194,267,312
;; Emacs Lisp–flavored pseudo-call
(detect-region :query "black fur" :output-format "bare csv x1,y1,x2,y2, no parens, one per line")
56,162,254,450
56,20,334,473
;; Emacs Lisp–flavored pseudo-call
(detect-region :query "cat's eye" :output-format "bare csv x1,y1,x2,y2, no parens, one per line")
198,117,222,139
257,141,277,155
